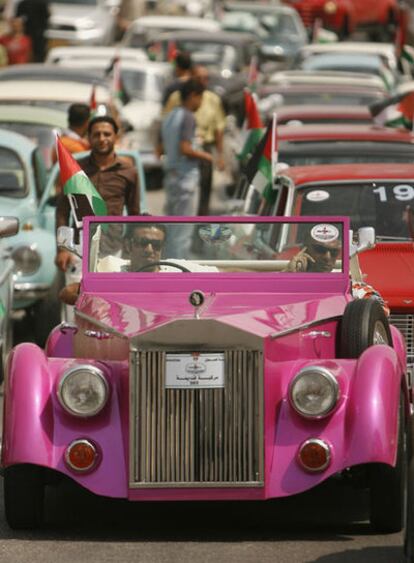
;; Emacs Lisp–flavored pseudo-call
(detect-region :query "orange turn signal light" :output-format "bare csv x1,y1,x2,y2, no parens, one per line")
298,439,331,473
65,439,99,473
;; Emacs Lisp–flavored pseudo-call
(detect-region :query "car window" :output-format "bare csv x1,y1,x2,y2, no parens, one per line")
0,122,62,170
0,148,25,198
293,182,414,240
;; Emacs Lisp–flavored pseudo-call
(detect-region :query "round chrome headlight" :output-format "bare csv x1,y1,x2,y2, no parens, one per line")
289,366,339,418
58,365,109,417
12,245,41,275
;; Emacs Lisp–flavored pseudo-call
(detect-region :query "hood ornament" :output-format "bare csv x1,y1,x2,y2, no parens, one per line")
189,290,205,319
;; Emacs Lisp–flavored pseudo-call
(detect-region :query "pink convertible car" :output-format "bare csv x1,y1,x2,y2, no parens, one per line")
1,216,410,536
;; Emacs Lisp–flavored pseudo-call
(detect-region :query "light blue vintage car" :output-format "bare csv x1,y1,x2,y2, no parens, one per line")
0,127,147,345
0,216,19,381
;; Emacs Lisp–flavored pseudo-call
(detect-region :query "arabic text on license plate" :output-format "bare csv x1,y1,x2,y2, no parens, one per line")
165,353,225,389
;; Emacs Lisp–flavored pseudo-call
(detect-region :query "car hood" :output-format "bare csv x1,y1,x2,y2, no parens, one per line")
75,291,347,339
359,243,414,311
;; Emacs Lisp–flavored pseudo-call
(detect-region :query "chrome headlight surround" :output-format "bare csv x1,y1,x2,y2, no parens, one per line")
57,365,109,418
11,245,41,275
289,366,339,419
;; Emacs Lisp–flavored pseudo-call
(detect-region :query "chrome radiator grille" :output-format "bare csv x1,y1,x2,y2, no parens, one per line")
130,349,263,488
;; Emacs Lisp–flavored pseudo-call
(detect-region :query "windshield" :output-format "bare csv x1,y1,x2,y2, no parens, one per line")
293,183,414,240
121,70,164,102
52,0,96,3
87,220,344,274
0,147,26,198
175,41,238,71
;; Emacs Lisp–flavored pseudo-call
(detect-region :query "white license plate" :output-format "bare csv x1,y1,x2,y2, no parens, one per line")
165,353,225,389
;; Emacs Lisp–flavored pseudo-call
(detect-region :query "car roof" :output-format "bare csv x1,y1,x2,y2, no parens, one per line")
277,104,372,122
267,70,389,91
55,58,171,75
127,15,221,33
0,80,111,103
0,104,67,127
282,162,414,185
299,42,397,58
278,124,414,142
0,64,107,85
153,29,258,44
223,2,299,15
45,46,148,64
0,126,38,155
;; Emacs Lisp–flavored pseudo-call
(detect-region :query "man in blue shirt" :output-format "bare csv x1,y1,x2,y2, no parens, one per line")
160,79,213,257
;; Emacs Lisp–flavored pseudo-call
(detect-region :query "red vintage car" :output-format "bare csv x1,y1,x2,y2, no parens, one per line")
258,162,414,378
283,0,400,39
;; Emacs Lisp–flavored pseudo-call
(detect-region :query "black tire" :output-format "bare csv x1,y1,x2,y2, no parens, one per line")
370,393,407,533
4,464,45,529
339,299,392,359
404,414,414,561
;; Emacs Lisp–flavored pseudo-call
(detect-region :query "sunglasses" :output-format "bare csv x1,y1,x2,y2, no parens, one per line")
310,244,340,258
131,237,163,251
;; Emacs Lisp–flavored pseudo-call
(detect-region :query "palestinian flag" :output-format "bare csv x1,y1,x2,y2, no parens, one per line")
244,120,273,199
111,56,129,104
369,90,414,129
247,55,259,92
167,40,178,63
237,90,264,162
89,84,97,116
56,136,107,226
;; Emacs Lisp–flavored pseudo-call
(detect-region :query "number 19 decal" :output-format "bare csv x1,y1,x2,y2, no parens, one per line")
373,185,414,202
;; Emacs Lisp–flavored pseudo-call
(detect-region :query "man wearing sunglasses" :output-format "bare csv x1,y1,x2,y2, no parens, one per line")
286,233,341,273
125,224,166,273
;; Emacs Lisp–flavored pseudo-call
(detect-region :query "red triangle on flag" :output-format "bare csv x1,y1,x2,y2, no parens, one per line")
56,135,82,186
244,89,263,129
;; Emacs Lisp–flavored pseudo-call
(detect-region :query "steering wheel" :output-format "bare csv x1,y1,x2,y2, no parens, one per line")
135,260,192,273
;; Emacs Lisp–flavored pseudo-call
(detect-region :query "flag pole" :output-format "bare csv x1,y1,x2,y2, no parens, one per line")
271,112,278,180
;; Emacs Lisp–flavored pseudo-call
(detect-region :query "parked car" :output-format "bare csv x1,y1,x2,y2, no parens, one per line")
0,104,67,170
222,2,308,66
0,216,19,382
0,128,58,342
121,14,221,49
258,70,389,118
282,0,400,39
1,214,410,534
143,30,260,121
6,0,122,46
251,163,414,377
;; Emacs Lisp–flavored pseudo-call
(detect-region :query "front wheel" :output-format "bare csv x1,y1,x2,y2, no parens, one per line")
4,464,45,529
370,394,407,533
339,299,392,359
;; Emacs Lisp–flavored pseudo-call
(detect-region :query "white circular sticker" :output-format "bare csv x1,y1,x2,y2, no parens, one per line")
310,224,339,243
306,190,330,202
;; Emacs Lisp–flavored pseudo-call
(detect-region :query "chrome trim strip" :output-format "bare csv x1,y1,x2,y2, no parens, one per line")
269,315,341,340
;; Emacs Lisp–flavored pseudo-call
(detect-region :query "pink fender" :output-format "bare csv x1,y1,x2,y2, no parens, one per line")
265,345,403,498
2,343,129,498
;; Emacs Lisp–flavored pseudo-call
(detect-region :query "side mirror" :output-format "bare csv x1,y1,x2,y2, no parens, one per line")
0,216,19,238
350,227,375,257
57,226,82,258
